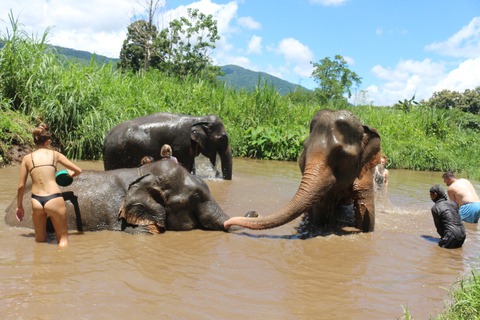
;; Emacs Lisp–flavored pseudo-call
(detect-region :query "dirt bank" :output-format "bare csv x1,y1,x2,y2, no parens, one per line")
1,144,32,167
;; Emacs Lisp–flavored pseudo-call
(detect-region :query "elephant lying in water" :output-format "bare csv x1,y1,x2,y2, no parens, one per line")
225,109,381,233
5,160,255,234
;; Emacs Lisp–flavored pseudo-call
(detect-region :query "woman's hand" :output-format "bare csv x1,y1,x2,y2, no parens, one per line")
16,207,24,222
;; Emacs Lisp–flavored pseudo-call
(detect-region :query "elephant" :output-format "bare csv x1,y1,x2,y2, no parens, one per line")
102,112,233,180
5,160,255,234
224,109,381,233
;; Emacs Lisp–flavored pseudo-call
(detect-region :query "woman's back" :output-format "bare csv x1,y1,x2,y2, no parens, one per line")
27,149,61,196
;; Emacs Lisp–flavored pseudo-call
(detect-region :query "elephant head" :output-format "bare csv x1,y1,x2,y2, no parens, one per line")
118,160,242,233
191,115,233,180
118,174,167,234
224,109,381,233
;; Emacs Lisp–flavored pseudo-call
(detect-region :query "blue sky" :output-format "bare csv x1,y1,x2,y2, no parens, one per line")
1,0,480,105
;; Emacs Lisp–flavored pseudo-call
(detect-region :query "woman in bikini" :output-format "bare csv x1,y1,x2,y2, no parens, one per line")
15,123,82,247
374,155,389,194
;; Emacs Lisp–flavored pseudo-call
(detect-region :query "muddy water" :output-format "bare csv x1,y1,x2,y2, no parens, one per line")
1,158,480,319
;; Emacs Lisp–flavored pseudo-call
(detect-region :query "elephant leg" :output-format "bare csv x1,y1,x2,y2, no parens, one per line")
309,197,335,227
352,171,375,232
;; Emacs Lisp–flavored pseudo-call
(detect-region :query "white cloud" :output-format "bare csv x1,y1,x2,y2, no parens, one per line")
266,65,284,79
274,38,314,77
309,0,348,6
237,16,261,30
217,54,252,68
367,57,480,106
367,59,446,106
375,27,408,37
343,56,355,65
276,38,314,65
178,0,239,35
246,35,262,54
433,57,480,93
425,16,480,58
1,0,136,58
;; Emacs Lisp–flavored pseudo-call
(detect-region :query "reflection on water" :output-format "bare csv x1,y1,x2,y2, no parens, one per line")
1,158,479,319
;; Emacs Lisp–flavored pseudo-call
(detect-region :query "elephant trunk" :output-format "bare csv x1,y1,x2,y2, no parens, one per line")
224,156,335,230
219,145,233,180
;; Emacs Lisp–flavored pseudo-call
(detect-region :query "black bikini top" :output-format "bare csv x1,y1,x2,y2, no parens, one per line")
30,150,56,173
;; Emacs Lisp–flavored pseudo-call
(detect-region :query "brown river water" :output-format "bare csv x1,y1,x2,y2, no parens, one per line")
1,157,480,319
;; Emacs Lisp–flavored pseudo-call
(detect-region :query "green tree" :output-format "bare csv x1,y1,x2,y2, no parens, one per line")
310,55,362,102
393,95,420,113
155,8,222,80
459,86,480,114
427,89,462,110
425,87,480,115
118,0,162,73
118,20,158,72
118,7,222,80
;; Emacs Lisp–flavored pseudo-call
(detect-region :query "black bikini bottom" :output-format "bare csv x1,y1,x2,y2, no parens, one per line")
31,193,63,208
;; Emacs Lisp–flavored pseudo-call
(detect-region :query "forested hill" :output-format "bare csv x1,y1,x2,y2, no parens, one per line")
218,64,309,95
52,46,307,95
53,46,119,65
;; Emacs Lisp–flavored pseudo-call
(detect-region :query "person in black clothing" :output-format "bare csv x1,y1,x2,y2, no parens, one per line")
429,184,466,249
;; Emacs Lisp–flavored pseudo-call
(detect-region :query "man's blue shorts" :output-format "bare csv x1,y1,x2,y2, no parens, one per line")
459,202,480,223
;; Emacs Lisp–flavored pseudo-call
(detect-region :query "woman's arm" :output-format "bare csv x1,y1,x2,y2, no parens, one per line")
56,152,82,177
15,157,28,222
384,169,389,191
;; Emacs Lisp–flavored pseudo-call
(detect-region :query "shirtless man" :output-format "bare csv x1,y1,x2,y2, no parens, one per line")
443,171,480,223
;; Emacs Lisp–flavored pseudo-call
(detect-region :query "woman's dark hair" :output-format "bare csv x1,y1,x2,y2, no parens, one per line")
32,123,51,146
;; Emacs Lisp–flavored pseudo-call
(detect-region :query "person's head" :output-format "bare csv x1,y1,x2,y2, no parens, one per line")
430,184,447,203
442,171,456,186
380,155,387,167
140,156,154,166
33,123,51,147
160,144,172,158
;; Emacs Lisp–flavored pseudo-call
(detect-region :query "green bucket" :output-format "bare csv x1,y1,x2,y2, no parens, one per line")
55,170,73,187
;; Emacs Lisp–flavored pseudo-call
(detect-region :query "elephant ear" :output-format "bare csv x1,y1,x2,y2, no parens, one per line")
118,174,167,234
191,123,208,150
358,125,382,180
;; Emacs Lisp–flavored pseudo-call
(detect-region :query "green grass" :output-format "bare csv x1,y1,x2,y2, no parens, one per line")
402,267,480,319
436,268,480,320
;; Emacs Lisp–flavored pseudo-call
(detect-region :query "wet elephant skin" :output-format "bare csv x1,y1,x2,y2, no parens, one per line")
5,160,242,234
225,109,382,233
102,112,233,180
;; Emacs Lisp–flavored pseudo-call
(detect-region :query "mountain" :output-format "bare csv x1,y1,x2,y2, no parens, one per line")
49,46,308,94
218,64,308,95
52,46,119,65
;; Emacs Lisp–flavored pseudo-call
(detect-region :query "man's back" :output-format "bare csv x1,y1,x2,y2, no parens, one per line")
448,178,480,207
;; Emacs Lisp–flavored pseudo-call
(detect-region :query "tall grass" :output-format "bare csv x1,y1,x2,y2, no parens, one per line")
402,267,480,319
436,268,480,319
2,14,480,180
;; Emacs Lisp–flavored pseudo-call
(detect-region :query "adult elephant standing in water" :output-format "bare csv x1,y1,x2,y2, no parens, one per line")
103,112,233,180
224,109,382,233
